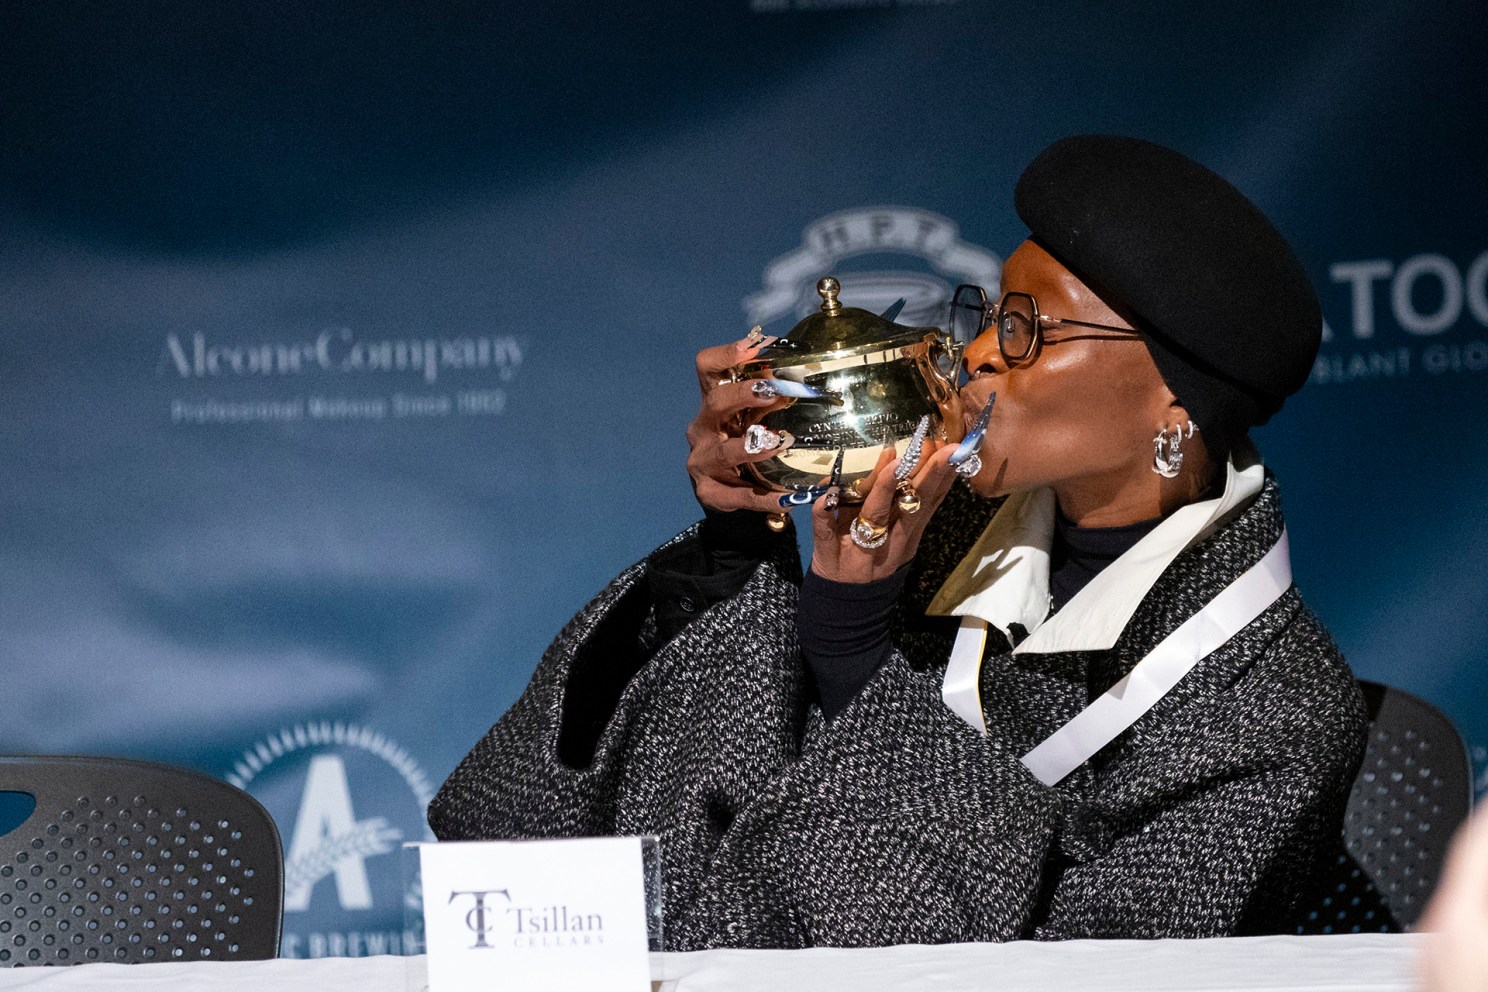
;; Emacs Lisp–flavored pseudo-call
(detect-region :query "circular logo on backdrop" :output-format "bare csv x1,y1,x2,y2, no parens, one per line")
226,722,436,958
744,206,1001,330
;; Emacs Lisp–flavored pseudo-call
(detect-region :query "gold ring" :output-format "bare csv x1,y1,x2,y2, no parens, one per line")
895,480,922,514
849,516,889,550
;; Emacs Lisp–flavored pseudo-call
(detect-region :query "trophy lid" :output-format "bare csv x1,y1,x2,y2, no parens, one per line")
766,277,935,357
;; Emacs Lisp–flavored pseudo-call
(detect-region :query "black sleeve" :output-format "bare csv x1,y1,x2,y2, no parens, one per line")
797,565,908,721
648,508,793,641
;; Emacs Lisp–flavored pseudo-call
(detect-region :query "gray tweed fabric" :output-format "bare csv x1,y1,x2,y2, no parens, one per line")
429,475,1367,948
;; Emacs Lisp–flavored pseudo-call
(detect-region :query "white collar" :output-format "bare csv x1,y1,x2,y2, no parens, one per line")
925,442,1266,655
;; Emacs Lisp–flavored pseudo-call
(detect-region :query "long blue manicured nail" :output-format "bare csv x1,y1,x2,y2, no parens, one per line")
779,487,829,508
948,393,996,466
763,378,825,399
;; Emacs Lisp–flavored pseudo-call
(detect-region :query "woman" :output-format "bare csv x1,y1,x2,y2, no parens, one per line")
428,136,1367,947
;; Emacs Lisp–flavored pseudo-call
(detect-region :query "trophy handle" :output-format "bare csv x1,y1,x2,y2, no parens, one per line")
924,331,967,444
924,331,964,403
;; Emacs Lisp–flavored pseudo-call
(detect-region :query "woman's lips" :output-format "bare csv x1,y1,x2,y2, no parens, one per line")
961,387,993,434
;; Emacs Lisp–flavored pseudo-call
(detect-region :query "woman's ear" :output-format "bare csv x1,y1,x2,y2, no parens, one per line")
1159,396,1219,491
1165,396,1196,433
1145,380,1187,431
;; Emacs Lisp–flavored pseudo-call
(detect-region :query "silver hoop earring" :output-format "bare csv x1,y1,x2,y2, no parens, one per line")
1152,426,1184,478
1152,422,1198,477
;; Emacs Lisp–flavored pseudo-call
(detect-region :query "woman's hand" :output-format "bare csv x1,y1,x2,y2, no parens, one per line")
685,331,799,514
809,441,960,584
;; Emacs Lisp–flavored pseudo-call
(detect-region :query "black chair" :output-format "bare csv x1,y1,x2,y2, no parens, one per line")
0,755,283,965
1295,680,1473,934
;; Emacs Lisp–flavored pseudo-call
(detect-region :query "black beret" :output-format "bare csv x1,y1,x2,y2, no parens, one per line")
1014,135,1320,458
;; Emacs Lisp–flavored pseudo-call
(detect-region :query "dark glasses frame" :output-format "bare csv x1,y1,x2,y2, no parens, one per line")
949,284,1144,368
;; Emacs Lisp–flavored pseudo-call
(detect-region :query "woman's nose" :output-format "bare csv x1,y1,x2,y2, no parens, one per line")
961,327,1006,377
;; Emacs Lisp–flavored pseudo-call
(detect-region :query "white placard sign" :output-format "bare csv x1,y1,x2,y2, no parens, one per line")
417,837,651,992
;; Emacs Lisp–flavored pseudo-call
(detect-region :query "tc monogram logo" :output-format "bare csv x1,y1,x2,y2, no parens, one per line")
449,889,511,949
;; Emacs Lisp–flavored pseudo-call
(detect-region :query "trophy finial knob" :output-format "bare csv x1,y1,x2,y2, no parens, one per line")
817,277,842,315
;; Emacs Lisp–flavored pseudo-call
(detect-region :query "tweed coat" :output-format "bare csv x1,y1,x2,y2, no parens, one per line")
428,476,1367,949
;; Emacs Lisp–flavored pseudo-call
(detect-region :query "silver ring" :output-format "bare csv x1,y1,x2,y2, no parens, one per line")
954,452,982,479
849,516,889,550
743,424,782,455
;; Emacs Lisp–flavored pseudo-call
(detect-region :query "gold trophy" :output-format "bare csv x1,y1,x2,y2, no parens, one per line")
729,277,965,516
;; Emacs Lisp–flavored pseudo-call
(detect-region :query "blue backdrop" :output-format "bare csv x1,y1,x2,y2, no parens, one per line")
2,0,1485,957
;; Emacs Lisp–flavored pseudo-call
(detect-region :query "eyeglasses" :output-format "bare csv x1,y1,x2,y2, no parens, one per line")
949,284,1144,369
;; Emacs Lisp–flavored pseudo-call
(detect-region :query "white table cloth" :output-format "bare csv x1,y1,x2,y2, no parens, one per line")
0,933,1428,992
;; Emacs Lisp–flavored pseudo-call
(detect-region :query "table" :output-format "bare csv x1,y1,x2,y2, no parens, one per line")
0,933,1428,992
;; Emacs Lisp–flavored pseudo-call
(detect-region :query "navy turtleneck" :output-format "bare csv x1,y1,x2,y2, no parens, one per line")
1049,510,1163,612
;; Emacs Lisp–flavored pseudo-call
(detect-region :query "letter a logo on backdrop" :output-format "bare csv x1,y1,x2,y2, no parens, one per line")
226,722,435,958
745,206,1000,328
